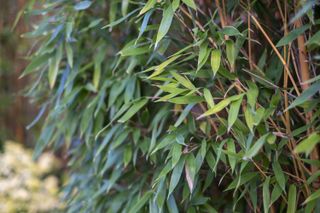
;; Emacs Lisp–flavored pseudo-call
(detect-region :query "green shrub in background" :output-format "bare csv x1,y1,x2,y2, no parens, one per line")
24,0,320,212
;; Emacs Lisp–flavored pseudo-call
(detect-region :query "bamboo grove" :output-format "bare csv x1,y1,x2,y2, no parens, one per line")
23,0,320,212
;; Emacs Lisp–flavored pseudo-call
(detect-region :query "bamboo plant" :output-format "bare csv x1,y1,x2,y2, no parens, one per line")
23,0,320,212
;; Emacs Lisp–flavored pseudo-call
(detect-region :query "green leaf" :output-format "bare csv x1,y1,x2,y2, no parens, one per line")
263,177,270,213
118,99,148,123
226,40,235,67
185,154,196,192
197,42,210,71
227,95,243,131
181,0,196,9
65,42,73,68
171,71,196,90
244,108,254,133
272,161,286,192
294,133,320,155
21,53,52,77
287,81,320,110
121,0,129,16
221,26,242,36
246,81,259,108
129,191,153,213
197,99,231,119
243,134,269,160
139,0,156,15
226,172,257,191
227,139,236,173
149,55,181,78
120,45,151,56
172,143,182,167
287,185,297,213
172,0,181,11
155,3,174,48
276,24,310,47
304,189,320,204
210,49,221,76
168,157,185,197
174,104,195,127
203,88,215,109
168,95,203,104
48,45,62,89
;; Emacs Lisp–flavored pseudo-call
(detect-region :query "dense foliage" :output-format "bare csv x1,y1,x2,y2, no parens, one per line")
24,0,320,212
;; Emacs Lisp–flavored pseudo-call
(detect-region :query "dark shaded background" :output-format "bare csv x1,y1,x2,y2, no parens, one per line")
0,0,37,146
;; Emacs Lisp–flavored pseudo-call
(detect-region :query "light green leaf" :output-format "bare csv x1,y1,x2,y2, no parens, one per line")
155,3,174,48
182,0,196,9
65,42,73,68
263,177,270,213
287,185,297,213
172,143,182,167
246,81,259,108
172,0,180,11
287,81,320,110
272,161,286,192
244,108,254,133
168,157,185,197
276,24,310,47
294,133,320,155
168,95,203,104
203,88,215,109
48,45,62,89
174,104,195,127
118,99,148,123
227,140,236,173
226,40,235,67
139,0,156,15
303,189,320,204
171,71,196,90
21,53,52,77
197,99,231,119
243,134,269,160
121,0,129,16
185,154,196,192
129,191,153,213
149,55,181,78
197,42,210,71
210,49,221,76
221,26,242,36
228,95,243,131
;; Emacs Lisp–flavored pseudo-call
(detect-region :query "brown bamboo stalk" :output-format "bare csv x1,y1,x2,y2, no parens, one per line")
295,18,319,179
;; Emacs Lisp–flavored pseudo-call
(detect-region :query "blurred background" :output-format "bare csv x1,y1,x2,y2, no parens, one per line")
0,1,64,212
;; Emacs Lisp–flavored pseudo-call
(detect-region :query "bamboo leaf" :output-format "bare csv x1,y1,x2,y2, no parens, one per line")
287,185,297,213
210,49,221,76
181,0,196,9
155,3,174,48
276,24,311,47
287,81,320,110
243,134,269,160
226,40,235,67
203,88,215,108
168,157,185,197
228,95,243,131
303,189,320,204
294,133,320,155
118,99,148,123
272,161,286,192
139,0,156,15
